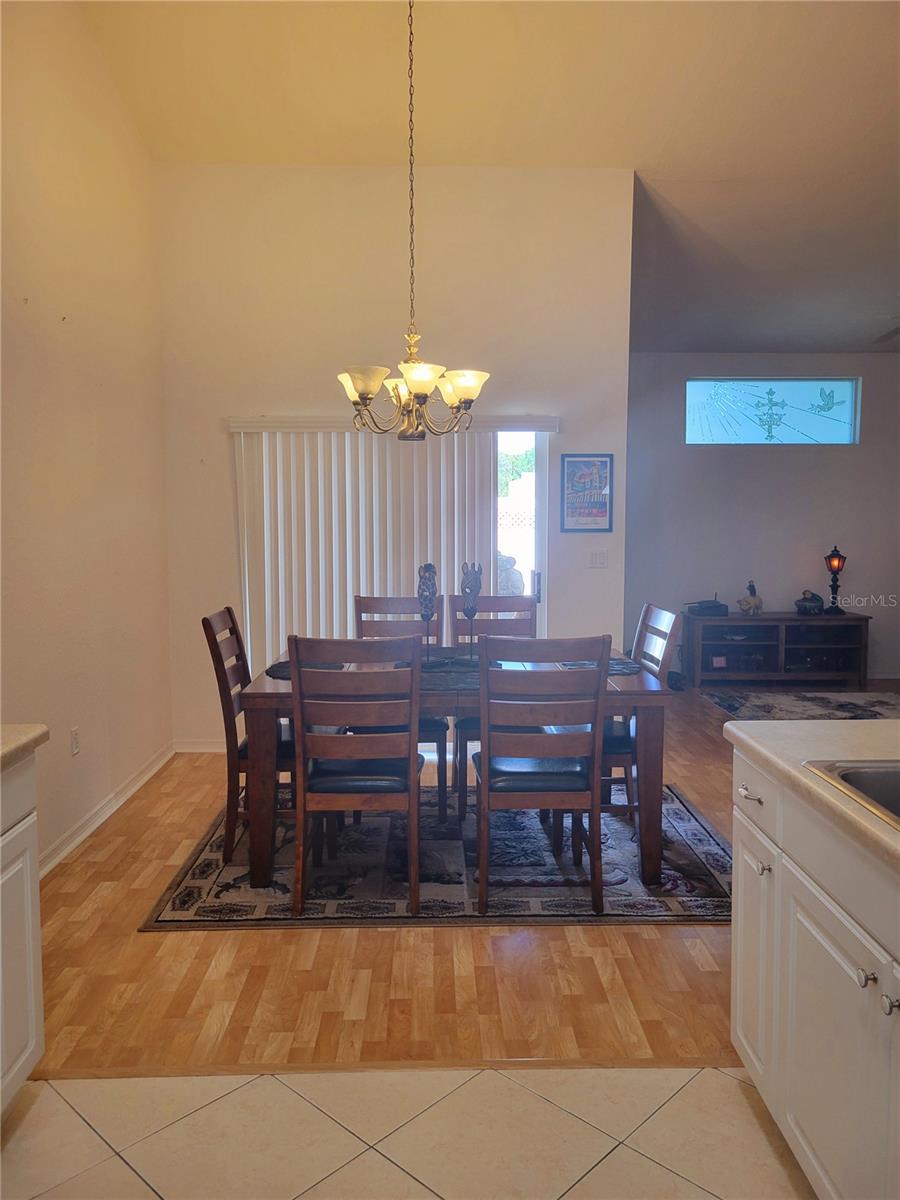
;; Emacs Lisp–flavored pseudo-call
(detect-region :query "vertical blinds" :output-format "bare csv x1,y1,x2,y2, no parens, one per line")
232,429,498,671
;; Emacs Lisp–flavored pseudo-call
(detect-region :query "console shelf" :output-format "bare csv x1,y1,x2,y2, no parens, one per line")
682,612,870,689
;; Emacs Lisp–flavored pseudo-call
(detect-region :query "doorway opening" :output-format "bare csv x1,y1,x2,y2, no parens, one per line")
496,430,541,602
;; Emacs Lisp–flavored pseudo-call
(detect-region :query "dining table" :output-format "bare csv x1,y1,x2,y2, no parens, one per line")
240,645,672,889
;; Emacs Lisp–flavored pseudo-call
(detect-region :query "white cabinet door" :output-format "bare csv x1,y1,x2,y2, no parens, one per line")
778,857,893,1200
731,807,779,1097
1,812,45,1112
886,961,900,1200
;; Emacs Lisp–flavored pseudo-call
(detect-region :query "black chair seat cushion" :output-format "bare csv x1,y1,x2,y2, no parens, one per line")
307,754,425,793
456,716,480,734
472,751,588,792
351,716,449,737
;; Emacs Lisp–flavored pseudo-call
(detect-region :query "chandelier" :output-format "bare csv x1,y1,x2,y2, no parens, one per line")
338,0,489,440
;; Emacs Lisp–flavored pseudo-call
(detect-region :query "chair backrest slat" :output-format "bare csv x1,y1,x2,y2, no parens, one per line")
488,698,597,727
205,608,237,637
490,729,595,757
224,661,245,691
355,595,444,645
302,699,410,727
202,606,251,765
304,732,410,760
479,634,611,786
289,636,421,788
216,633,242,664
631,604,682,681
487,668,598,698
449,595,537,645
299,667,413,698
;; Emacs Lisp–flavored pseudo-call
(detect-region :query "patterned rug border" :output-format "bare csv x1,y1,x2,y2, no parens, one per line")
702,688,900,722
140,786,732,932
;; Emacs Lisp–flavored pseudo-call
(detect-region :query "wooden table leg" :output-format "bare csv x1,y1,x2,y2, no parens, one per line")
246,707,278,888
635,704,664,884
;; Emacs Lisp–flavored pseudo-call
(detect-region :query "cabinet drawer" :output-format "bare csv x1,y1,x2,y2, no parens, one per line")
733,752,782,841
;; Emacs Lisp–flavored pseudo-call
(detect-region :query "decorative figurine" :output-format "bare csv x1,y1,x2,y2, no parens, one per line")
794,589,825,616
497,552,524,596
737,580,764,616
416,562,438,660
460,561,483,660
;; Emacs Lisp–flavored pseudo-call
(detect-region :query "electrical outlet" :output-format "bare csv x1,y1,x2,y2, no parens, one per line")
70,726,80,756
588,550,608,569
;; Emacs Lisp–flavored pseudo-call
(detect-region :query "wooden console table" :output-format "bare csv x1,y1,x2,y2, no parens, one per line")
682,612,870,689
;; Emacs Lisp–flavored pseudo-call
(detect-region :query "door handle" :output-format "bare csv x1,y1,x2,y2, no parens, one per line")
881,995,900,1016
738,783,764,805
855,968,878,988
755,861,772,876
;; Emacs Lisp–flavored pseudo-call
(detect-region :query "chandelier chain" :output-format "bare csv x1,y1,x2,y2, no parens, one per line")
337,0,487,437
407,0,416,336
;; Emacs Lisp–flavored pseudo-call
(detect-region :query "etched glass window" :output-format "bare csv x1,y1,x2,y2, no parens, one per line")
685,379,859,444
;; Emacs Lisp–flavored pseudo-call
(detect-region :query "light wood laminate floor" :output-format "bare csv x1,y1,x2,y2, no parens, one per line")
36,689,748,1077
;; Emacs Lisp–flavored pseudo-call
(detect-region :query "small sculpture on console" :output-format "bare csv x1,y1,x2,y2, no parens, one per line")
737,580,764,616
794,589,824,616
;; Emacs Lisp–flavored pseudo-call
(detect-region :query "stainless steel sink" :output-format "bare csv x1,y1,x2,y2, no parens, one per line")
804,760,900,831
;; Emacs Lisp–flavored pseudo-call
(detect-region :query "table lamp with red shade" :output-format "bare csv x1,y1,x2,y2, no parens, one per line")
824,546,847,616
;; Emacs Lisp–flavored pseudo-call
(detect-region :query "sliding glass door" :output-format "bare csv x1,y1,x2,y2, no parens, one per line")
496,431,549,634
232,425,550,667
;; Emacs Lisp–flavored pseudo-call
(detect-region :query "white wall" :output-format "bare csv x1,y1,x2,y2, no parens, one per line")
160,166,634,745
1,4,171,859
625,353,900,677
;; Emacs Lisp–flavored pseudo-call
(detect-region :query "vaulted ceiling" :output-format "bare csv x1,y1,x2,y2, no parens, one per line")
81,1,898,352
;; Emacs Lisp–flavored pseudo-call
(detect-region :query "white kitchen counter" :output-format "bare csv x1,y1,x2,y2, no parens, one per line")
1,724,49,774
724,718,900,870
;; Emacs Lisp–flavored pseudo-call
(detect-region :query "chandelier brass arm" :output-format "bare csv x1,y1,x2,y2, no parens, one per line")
351,397,404,436
418,401,473,437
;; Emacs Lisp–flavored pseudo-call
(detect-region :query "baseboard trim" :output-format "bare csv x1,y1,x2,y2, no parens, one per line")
39,743,176,877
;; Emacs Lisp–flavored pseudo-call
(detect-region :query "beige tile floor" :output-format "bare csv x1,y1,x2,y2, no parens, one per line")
1,1067,816,1200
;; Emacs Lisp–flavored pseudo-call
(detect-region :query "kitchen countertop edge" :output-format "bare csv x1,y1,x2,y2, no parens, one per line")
724,719,900,870
1,724,50,773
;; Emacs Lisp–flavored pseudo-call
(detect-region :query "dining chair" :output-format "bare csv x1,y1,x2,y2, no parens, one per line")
202,607,297,864
596,603,682,821
287,635,424,916
472,634,612,914
354,595,450,820
449,594,538,819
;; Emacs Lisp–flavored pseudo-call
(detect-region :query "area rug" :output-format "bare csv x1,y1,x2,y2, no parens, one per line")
142,785,731,929
705,690,900,722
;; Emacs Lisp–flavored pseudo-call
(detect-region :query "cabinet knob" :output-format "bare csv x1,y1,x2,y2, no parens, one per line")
881,995,900,1016
755,861,773,876
738,783,764,805
855,968,878,988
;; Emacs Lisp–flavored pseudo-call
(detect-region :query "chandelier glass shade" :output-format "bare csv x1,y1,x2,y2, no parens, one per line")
337,0,489,440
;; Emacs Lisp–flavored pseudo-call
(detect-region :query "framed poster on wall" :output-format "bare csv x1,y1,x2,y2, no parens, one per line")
560,453,613,533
